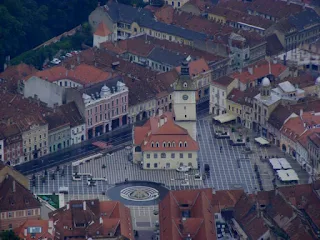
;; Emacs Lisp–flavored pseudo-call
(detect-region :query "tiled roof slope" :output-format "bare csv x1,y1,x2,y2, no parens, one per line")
58,101,85,127
0,175,41,211
94,22,111,36
14,220,53,240
49,199,134,240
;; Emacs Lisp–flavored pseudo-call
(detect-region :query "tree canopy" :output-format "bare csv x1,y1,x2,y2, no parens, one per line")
0,230,20,240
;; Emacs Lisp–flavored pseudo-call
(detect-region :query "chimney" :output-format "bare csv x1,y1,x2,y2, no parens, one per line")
83,201,87,211
12,180,16,192
24,228,27,237
99,217,103,224
248,67,253,75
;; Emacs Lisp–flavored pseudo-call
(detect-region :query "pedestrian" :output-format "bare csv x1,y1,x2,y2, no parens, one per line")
220,146,222,152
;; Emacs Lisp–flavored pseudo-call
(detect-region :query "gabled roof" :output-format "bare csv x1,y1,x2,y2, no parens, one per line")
0,175,41,212
14,219,53,240
134,112,199,151
94,22,112,36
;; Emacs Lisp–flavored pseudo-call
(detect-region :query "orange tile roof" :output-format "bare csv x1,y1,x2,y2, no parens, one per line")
25,64,111,87
298,128,320,148
134,112,199,151
232,60,287,84
14,220,53,240
175,58,210,77
94,22,112,36
281,111,320,142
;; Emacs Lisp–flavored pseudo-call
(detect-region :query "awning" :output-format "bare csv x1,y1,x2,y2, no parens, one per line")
255,137,270,145
277,169,299,182
213,113,237,123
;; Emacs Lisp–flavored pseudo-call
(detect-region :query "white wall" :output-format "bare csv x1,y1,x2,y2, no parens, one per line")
210,84,227,115
24,77,65,108
0,139,4,162
71,124,86,145
93,34,109,48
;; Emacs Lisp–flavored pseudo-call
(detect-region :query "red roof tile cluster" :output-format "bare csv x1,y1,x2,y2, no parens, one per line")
159,188,216,240
308,131,320,148
176,58,210,77
134,112,199,151
208,6,274,29
280,72,316,89
25,64,111,87
94,22,112,36
0,175,41,212
49,199,134,240
64,48,177,105
217,0,304,20
231,59,287,84
101,34,223,63
0,63,37,92
281,111,320,142
14,220,53,240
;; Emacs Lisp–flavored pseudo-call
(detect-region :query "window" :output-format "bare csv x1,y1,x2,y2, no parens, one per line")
166,163,170,168
171,153,175,158
172,142,175,147
146,163,150,168
146,154,150,159
179,142,183,147
156,142,159,147
178,1,180,6
163,142,166,147
151,142,154,147
8,212,12,218
27,210,32,216
180,153,183,158
154,153,158,158
154,163,158,168
161,153,166,158
184,142,187,147
167,142,171,147
183,82,188,88
188,153,192,158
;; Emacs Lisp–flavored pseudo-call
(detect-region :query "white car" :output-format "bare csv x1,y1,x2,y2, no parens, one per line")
72,175,82,181
51,58,61,64
66,53,73,57
176,166,191,172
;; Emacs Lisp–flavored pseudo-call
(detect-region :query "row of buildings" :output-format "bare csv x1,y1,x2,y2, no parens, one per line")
1,161,320,240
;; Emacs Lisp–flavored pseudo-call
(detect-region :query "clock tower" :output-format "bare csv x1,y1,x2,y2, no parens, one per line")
173,61,197,141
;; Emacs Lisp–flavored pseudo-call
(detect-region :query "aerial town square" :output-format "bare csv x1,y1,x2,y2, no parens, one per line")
0,0,320,239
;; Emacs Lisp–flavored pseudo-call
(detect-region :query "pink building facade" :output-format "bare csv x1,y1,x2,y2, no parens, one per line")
82,77,129,139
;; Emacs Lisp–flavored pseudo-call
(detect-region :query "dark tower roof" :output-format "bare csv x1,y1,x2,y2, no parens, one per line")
174,61,197,91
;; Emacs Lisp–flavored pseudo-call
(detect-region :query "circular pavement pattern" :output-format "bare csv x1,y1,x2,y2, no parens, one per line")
107,181,169,206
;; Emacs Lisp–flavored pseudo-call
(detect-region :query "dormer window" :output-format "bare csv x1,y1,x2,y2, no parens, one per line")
151,142,154,147
168,142,171,147
163,142,166,147
179,141,183,147
172,142,175,147
156,142,159,148
183,82,188,88
184,141,187,147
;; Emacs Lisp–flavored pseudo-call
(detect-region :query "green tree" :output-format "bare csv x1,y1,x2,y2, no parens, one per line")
0,230,20,240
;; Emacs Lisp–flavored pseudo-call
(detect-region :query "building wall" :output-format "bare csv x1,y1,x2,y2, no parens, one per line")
48,125,71,153
93,34,111,48
71,124,86,145
142,151,198,169
227,100,242,120
53,79,83,89
156,93,173,114
165,0,189,8
180,3,201,16
308,138,320,177
89,7,117,40
23,77,65,108
3,141,23,166
0,167,30,189
22,124,49,162
195,70,212,103
208,13,227,24
0,140,3,162
0,208,41,231
128,99,157,124
85,89,128,138
296,142,308,168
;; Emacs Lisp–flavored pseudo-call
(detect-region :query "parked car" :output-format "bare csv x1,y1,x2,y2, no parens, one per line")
50,58,61,65
176,166,191,172
72,174,82,181
66,53,73,57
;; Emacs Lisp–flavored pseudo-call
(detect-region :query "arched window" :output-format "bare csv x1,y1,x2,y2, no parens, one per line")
168,142,171,147
156,142,159,148
184,141,187,147
151,142,154,147
183,82,188,88
172,142,175,147
179,141,183,147
163,142,166,147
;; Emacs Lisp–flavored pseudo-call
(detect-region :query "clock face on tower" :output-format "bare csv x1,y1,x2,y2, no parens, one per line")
182,95,189,100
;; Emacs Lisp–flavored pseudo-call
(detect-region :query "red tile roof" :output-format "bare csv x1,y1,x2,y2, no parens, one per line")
212,75,235,87
25,64,111,87
14,220,53,240
232,60,287,84
176,58,210,77
0,175,41,212
159,188,216,240
49,199,134,240
134,112,199,151
94,22,112,36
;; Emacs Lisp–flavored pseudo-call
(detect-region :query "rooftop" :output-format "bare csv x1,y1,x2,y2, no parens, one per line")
58,102,85,128
232,60,287,84
44,111,70,131
134,112,199,152
212,75,235,87
94,22,112,36
25,64,112,87
0,175,41,212
48,199,133,239
175,58,210,77
14,219,53,240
